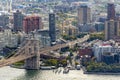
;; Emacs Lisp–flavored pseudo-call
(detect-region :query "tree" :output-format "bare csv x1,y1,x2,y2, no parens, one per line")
75,62,79,65
45,59,58,66
88,33,105,41
70,51,73,57
72,20,77,26
59,59,67,67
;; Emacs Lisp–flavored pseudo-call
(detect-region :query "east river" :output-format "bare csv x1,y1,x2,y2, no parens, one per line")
0,66,120,80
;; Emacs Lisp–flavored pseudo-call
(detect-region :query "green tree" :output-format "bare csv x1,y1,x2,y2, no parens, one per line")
59,59,67,67
45,59,58,66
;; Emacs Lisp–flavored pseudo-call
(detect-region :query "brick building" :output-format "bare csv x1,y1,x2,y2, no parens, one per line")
23,16,43,33
78,47,93,57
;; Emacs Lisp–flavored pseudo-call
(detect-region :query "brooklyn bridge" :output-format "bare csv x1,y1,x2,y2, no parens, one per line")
0,35,90,69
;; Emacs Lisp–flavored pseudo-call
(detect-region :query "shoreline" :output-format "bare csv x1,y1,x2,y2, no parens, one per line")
10,65,24,69
10,65,57,70
82,67,120,75
11,65,120,75
84,71,120,75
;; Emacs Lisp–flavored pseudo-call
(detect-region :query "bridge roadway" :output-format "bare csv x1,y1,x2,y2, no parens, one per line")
0,35,90,68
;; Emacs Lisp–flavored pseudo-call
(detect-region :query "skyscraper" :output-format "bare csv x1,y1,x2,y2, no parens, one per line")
23,16,42,34
107,2,115,20
49,13,56,43
13,10,23,32
105,1,119,40
78,5,91,25
0,15,9,27
105,20,119,40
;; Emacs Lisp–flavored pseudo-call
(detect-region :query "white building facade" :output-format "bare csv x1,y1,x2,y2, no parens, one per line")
93,42,113,62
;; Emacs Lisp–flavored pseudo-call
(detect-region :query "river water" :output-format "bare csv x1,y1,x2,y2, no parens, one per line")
0,66,120,80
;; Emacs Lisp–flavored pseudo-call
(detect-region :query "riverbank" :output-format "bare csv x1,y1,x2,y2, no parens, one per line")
82,67,120,75
11,65,57,70
10,65,24,69
10,65,120,75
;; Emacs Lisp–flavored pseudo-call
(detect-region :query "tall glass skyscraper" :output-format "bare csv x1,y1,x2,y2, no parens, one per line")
49,13,56,43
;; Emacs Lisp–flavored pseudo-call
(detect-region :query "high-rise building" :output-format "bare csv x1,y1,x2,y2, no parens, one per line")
49,13,56,43
0,15,9,27
107,2,115,20
105,20,119,40
13,10,23,32
105,1,119,40
95,22,104,32
78,5,91,25
23,16,42,34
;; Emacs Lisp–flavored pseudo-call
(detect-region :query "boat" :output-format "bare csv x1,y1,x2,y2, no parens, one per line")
67,65,75,70
63,68,69,74
51,66,56,69
40,66,52,70
76,65,81,70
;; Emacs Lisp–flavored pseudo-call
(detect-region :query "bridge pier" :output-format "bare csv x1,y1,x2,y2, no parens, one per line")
25,40,40,70
25,56,40,70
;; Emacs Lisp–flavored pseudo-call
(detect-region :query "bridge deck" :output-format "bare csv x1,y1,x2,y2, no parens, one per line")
0,35,89,68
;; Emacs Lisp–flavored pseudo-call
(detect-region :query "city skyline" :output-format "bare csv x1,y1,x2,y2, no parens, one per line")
0,0,120,80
